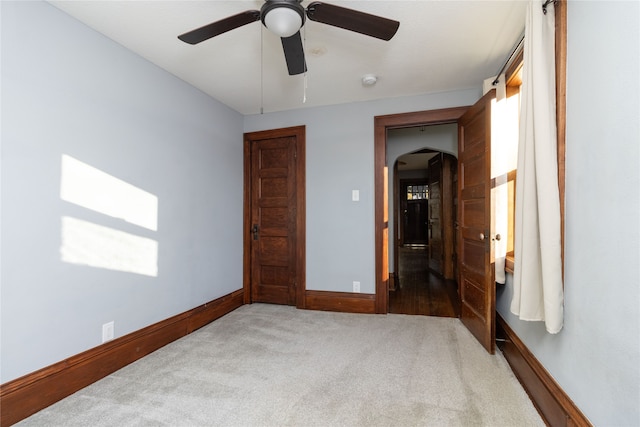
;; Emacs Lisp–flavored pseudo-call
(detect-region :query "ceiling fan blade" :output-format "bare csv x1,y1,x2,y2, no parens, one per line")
178,10,261,45
306,2,399,41
281,32,307,75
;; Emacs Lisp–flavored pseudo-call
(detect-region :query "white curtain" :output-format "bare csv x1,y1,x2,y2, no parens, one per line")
511,0,564,333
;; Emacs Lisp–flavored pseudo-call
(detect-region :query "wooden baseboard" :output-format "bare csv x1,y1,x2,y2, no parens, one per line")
496,315,592,427
305,290,376,314
0,289,244,427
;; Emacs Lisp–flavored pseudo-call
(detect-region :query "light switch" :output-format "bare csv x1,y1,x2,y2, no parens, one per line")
352,190,360,202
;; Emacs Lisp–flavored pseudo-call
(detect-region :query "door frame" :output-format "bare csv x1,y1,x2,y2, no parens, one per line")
243,125,306,308
374,108,468,313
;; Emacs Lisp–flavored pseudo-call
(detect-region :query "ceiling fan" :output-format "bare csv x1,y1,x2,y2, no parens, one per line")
178,0,400,76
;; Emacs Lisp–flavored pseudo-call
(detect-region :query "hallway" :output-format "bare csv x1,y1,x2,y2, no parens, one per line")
389,246,460,317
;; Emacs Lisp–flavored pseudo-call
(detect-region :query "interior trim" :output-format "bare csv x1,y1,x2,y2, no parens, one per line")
497,315,592,427
0,289,244,427
305,290,376,314
374,107,469,313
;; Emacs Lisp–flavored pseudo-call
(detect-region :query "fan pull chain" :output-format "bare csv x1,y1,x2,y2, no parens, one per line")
303,74,307,103
303,25,307,104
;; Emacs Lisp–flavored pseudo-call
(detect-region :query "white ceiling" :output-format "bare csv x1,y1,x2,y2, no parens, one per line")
49,1,527,115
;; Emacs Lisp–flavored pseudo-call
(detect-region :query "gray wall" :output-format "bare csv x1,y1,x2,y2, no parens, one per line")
244,95,476,295
496,1,640,425
1,1,244,383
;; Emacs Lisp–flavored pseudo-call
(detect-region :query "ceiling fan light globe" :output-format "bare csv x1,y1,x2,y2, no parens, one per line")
264,7,302,38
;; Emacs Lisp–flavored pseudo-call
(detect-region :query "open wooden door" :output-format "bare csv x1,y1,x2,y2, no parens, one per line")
428,155,443,275
458,90,496,354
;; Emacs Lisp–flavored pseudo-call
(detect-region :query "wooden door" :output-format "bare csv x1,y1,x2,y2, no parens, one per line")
244,127,305,307
458,90,495,354
401,180,428,245
452,161,459,282
441,154,456,280
428,154,443,275
405,201,427,243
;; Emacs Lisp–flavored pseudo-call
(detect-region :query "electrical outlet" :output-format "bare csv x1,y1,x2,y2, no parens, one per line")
353,281,361,293
102,321,114,343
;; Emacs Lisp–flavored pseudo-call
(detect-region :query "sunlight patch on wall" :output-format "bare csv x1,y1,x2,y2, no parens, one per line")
60,154,159,277
61,216,158,277
60,154,158,231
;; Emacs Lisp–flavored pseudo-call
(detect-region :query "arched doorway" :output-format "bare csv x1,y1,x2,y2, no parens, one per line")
388,146,459,317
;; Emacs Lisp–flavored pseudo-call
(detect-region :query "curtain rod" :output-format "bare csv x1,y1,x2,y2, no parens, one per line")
491,0,557,86
542,0,557,15
491,34,525,86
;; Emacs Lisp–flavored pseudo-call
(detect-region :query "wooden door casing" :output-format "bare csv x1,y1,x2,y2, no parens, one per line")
374,107,468,314
243,126,306,308
458,90,495,354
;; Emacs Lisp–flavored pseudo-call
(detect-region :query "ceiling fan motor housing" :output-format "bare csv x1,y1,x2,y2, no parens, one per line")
261,0,306,38
178,1,399,76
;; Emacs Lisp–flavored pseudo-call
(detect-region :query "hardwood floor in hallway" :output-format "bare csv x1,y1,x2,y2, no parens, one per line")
389,246,460,317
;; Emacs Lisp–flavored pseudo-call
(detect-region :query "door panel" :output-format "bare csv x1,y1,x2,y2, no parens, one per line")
458,90,495,354
244,126,305,307
252,137,296,305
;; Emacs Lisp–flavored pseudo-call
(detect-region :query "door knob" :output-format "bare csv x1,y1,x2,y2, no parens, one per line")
252,224,259,240
479,232,486,241
493,234,502,241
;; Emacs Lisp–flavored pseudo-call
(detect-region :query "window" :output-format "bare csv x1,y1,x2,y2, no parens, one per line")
502,65,522,274
406,185,428,200
500,0,566,274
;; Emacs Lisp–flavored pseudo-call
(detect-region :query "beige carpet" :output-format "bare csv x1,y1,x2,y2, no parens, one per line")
18,304,544,426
